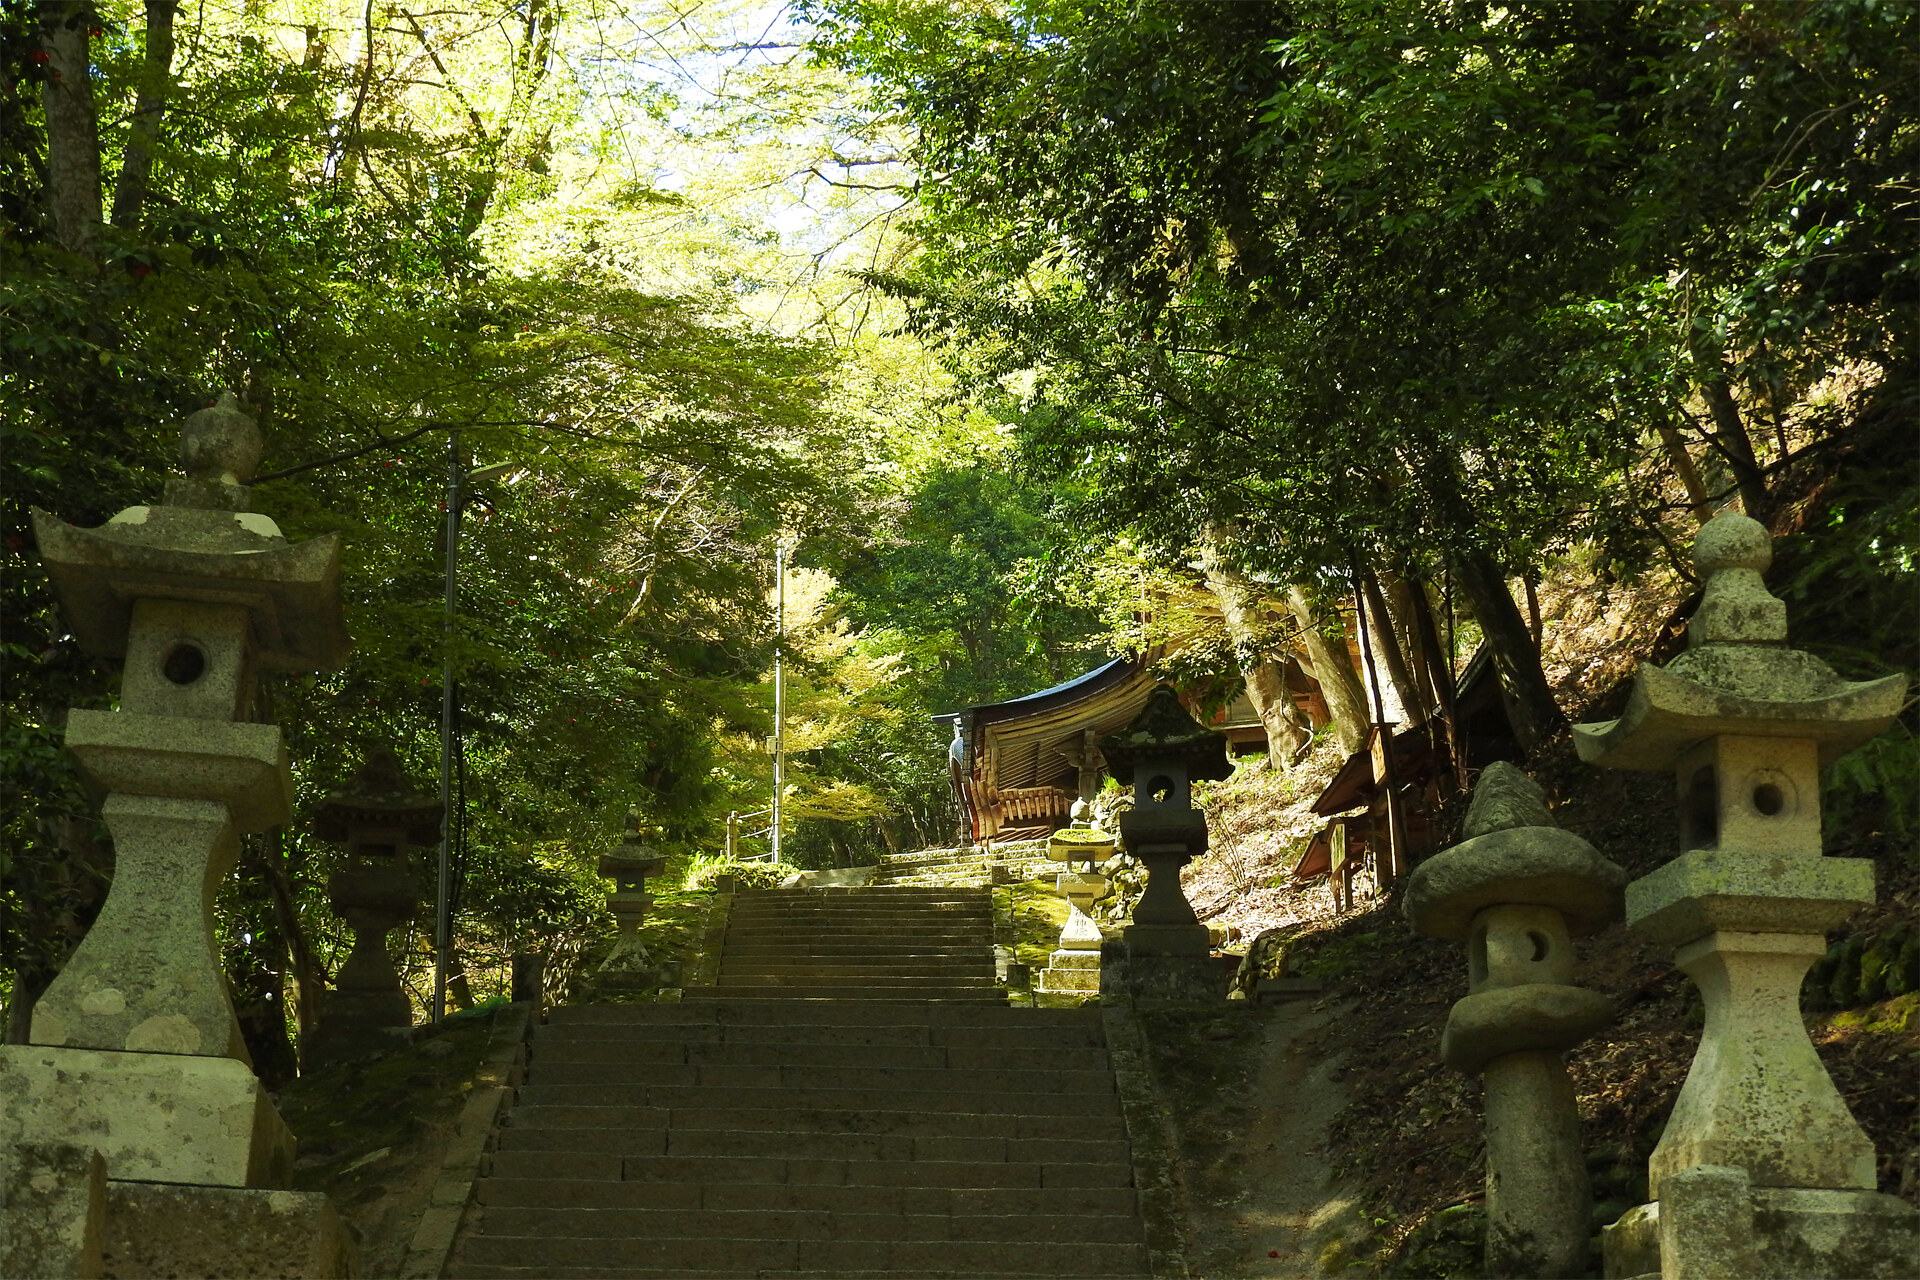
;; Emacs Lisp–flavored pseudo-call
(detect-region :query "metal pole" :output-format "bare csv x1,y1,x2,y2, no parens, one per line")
434,431,461,1022
771,539,786,863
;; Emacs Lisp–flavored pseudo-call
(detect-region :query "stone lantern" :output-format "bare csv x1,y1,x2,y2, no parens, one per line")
1406,762,1625,1280
1574,512,1916,1280
593,812,667,992
1037,799,1117,998
1,395,354,1275
304,747,441,1068
1098,683,1233,1002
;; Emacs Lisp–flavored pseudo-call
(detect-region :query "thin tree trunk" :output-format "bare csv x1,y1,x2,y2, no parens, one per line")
1655,416,1713,522
1450,550,1566,756
1198,534,1312,765
1381,571,1441,720
39,0,102,255
1286,582,1370,757
258,827,327,1036
108,0,177,228
1361,569,1423,727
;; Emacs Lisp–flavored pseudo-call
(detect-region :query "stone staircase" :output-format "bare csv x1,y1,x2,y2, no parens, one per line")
448,886,1153,1278
873,841,1054,888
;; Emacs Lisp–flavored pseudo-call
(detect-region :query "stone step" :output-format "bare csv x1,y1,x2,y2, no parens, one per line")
503,1105,1125,1142
475,1177,1139,1217
472,1205,1146,1244
495,1125,1132,1166
530,1040,1113,1072
535,1022,1105,1050
459,1269,1126,1279
706,990,1006,997
724,916,991,930
457,1234,1149,1276
489,1151,1136,1189
511,1084,1123,1117
714,963,991,978
519,1060,1116,1095
454,1233,1145,1274
543,1001,1095,1028
681,986,1008,1003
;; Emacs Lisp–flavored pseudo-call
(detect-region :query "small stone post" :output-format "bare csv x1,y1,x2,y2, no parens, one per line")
2,395,355,1276
1100,684,1234,1002
593,812,667,993
1406,762,1626,1279
1574,513,1917,1280
304,747,441,1069
1037,800,1117,998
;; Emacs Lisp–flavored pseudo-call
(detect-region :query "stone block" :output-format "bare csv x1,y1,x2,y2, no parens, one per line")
1251,977,1323,1004
1121,922,1210,957
1602,1202,1661,1279
0,1046,292,1189
1121,952,1222,1005
1626,848,1873,946
101,1181,355,1278
1612,1178,1920,1280
1,1142,106,1280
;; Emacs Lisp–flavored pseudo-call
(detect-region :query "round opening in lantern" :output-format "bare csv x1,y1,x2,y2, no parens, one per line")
1146,775,1176,804
160,642,207,685
1752,782,1785,816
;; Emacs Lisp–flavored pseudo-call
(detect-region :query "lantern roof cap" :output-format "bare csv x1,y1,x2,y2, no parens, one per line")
1097,684,1233,782
313,747,444,845
29,395,349,671
1574,513,1905,770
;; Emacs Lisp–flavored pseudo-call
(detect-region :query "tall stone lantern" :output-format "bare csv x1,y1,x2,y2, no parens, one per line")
305,747,441,1068
1038,799,1118,998
1406,762,1625,1279
1575,512,1916,1280
1,395,355,1276
1099,683,1233,1002
593,812,668,993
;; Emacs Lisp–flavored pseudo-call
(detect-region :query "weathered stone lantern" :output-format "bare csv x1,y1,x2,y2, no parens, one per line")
1038,799,1117,998
1406,762,1625,1279
1,395,354,1275
1099,683,1233,1002
1575,512,1916,1280
304,747,441,1068
593,812,668,992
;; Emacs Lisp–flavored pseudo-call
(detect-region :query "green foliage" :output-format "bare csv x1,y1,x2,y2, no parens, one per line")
679,854,799,893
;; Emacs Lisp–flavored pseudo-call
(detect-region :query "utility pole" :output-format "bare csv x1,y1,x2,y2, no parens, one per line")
434,432,460,1024
771,538,788,863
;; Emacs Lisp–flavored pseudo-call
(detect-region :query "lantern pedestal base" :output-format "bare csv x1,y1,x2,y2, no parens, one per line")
0,1046,293,1189
1601,1165,1920,1280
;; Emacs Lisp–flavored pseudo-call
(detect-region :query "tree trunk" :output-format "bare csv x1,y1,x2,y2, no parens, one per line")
257,828,327,1036
1381,571,1442,719
1450,549,1566,755
1697,374,1772,520
1198,535,1312,765
1655,416,1714,522
1361,569,1423,726
109,0,178,229
1286,582,1370,757
39,0,103,255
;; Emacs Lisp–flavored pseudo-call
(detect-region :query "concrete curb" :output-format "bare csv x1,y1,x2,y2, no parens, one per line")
679,890,733,993
1103,1001,1191,1280
397,1002,536,1280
